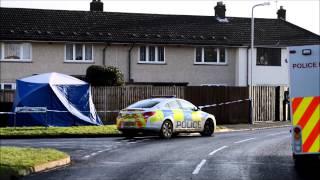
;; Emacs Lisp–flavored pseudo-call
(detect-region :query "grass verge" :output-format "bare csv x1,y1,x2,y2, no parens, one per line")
0,146,68,179
0,125,120,138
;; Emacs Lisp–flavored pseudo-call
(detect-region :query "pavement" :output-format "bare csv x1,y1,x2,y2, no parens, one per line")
2,122,317,180
216,120,291,132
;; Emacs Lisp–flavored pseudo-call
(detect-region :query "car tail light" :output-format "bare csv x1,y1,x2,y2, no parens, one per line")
143,112,155,119
117,113,123,118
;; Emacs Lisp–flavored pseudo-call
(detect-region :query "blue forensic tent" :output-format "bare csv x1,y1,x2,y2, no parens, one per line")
11,72,102,126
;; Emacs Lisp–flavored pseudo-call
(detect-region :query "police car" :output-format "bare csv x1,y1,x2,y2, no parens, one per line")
116,97,216,138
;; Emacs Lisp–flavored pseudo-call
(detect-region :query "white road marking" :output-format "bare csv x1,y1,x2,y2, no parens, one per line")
121,139,131,142
209,146,228,156
83,155,90,159
192,159,207,175
266,132,288,136
234,138,256,144
82,147,115,159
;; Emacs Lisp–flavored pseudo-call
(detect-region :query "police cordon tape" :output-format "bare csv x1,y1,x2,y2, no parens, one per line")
0,112,15,114
0,98,251,115
0,110,119,114
198,98,251,110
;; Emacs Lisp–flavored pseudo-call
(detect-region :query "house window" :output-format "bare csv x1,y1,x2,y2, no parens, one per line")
195,47,202,62
194,47,227,64
0,43,32,61
65,43,93,62
158,46,164,62
256,48,281,66
149,46,155,62
139,46,165,63
0,83,16,90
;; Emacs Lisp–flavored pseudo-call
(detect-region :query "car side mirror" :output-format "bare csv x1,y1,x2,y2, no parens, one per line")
193,107,199,111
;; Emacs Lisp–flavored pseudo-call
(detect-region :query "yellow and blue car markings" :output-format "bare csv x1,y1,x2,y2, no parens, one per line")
149,110,164,123
118,109,208,129
117,98,216,134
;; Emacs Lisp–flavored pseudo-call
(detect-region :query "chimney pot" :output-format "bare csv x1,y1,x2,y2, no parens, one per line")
277,6,286,20
214,1,226,19
90,0,103,12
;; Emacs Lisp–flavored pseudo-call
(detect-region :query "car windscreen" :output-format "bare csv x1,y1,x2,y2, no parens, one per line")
128,100,161,109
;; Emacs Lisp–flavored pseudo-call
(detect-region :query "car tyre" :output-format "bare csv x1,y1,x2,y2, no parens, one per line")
201,119,214,137
160,120,173,139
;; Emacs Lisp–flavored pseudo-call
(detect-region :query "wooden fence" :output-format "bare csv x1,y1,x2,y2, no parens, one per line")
0,90,14,103
92,86,250,124
92,86,185,124
184,86,249,124
0,86,289,125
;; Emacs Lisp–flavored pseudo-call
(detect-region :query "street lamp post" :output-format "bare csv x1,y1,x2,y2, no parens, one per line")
251,2,270,86
250,2,270,125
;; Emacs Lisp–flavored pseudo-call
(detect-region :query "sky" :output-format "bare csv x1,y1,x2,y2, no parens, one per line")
0,0,319,35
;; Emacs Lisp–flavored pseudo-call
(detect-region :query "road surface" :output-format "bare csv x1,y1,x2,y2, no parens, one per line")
1,127,319,180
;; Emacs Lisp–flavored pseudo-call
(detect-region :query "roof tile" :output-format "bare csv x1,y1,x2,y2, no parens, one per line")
0,7,319,46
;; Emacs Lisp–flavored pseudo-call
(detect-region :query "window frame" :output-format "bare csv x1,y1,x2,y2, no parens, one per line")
127,99,161,109
0,83,16,90
177,99,197,111
194,47,227,65
64,43,94,63
256,47,282,66
166,100,182,110
138,45,166,64
0,42,32,62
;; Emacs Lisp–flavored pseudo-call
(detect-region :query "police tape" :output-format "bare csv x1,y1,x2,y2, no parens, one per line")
96,110,120,113
0,99,251,115
0,112,15,114
198,98,251,109
46,110,120,113
45,110,120,113
0,110,120,114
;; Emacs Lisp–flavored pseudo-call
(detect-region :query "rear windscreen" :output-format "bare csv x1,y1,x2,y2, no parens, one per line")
128,100,160,108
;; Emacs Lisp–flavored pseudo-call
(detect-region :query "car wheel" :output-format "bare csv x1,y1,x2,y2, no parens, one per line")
201,119,214,136
160,120,173,139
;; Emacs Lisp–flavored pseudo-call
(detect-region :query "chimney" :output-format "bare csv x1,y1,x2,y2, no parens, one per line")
277,6,286,20
90,0,103,12
214,1,226,19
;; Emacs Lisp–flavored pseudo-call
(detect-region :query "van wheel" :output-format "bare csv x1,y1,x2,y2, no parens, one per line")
201,119,214,136
160,120,173,139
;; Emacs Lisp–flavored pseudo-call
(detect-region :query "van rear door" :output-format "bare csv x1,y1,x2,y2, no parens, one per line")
289,45,320,154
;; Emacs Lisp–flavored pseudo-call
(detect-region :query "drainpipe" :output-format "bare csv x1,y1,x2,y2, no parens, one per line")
246,47,250,86
128,44,134,83
102,44,108,66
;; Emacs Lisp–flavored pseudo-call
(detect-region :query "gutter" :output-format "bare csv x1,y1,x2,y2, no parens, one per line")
128,44,135,83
